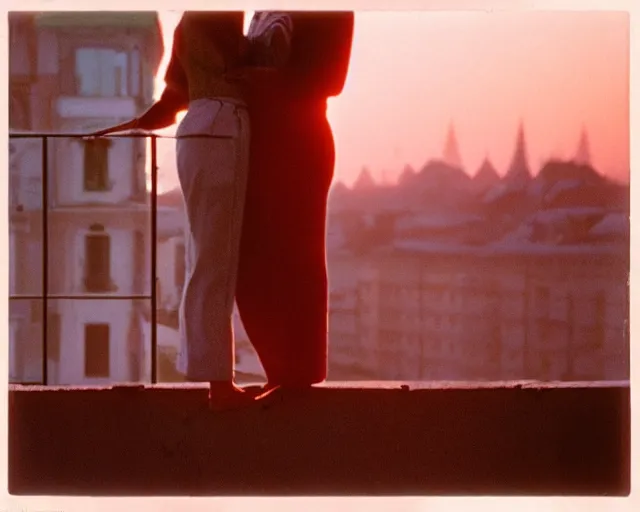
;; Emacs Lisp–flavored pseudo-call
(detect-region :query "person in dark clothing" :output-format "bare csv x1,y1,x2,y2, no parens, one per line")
235,11,355,392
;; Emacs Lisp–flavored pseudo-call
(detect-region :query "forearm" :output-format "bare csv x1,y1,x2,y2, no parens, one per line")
136,18,190,130
135,87,188,131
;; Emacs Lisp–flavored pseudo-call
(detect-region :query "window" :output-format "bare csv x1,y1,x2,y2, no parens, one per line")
84,323,110,378
75,48,128,97
83,139,111,191
84,224,112,292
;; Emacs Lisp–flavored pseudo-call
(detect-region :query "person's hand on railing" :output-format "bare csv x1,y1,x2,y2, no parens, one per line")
85,118,142,138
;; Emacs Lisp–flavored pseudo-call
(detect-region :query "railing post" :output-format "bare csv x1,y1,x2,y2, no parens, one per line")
41,136,49,386
150,135,158,384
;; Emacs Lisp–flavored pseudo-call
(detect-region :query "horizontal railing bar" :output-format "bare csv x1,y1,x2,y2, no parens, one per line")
10,295,152,300
9,132,232,139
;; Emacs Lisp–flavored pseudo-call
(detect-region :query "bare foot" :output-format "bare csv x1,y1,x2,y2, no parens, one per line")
241,384,265,396
251,382,314,401
208,381,257,412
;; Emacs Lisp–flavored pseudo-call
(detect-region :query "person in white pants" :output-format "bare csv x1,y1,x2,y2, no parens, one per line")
175,97,249,385
87,12,256,411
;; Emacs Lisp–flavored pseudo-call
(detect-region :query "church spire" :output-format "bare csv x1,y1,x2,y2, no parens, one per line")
574,125,592,166
505,120,532,185
443,122,463,170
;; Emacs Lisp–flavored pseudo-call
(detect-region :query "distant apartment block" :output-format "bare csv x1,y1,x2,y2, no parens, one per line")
328,243,628,382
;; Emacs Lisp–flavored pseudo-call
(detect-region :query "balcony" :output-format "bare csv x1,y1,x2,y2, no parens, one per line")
7,133,631,496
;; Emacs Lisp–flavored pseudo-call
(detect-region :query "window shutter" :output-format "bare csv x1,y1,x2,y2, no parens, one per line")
85,233,111,292
83,139,110,191
84,323,110,377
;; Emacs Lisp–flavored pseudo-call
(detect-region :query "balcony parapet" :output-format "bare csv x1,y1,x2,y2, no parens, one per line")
9,380,630,496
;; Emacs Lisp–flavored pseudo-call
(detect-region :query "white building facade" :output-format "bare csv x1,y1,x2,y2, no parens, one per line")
9,12,164,384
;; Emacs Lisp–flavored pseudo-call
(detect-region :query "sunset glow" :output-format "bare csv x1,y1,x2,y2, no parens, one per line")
154,11,629,187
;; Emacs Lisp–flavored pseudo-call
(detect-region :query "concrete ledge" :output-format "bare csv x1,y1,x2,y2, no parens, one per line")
9,381,630,496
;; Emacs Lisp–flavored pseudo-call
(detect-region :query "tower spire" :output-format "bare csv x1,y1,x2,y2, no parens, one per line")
443,121,463,169
505,120,531,185
575,125,592,166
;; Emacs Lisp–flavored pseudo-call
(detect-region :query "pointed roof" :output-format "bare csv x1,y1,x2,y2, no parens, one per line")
443,122,463,170
418,158,471,189
353,166,376,189
473,156,500,195
398,164,416,184
575,125,592,166
330,180,350,194
474,156,500,182
504,121,532,185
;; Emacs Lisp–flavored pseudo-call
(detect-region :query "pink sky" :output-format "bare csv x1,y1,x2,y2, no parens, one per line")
154,10,629,188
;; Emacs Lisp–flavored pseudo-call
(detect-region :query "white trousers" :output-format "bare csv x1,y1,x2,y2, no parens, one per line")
175,98,250,382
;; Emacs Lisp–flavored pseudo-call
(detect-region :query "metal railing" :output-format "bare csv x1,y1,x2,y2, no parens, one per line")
8,131,227,385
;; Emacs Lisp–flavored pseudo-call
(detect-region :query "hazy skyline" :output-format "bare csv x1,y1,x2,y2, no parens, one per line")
153,10,629,188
